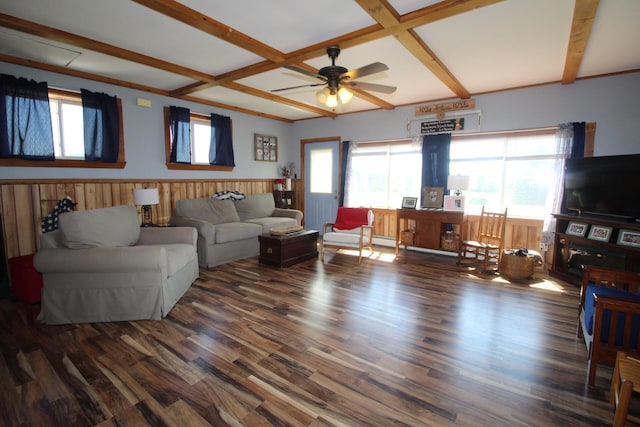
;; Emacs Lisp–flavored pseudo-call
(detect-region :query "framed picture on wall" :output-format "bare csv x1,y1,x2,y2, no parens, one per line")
255,133,277,162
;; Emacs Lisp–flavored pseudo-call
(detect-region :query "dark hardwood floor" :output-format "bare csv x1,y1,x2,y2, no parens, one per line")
0,246,629,426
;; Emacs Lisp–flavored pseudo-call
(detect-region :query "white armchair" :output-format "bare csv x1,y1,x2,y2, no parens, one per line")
321,207,374,263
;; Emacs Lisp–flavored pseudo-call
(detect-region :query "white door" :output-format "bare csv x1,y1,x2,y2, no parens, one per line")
304,139,340,234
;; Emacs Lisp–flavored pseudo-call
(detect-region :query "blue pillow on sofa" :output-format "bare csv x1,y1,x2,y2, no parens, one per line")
583,284,640,347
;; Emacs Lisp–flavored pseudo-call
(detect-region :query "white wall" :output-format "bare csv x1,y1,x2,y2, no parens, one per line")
1,61,640,182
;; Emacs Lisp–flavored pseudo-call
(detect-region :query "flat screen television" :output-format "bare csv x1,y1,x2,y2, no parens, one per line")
563,154,640,222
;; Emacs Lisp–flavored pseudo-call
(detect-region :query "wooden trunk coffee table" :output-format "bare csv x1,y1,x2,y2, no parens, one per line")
258,230,319,268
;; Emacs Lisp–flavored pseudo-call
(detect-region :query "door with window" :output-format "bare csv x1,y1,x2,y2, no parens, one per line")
303,138,340,234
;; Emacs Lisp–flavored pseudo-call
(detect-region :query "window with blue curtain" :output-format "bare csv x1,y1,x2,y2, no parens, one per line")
81,89,120,162
169,106,191,163
0,74,54,160
210,113,235,166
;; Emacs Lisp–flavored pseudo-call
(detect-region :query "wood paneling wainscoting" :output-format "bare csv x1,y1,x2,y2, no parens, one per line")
370,208,546,260
0,178,304,260
0,179,546,263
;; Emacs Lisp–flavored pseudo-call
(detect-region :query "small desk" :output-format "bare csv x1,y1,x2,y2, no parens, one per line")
395,209,467,255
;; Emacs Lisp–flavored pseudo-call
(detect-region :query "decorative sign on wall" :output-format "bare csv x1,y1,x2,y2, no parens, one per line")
420,118,465,134
415,99,475,117
254,134,278,162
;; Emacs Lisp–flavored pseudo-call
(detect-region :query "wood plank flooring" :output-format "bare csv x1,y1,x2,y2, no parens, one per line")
0,246,629,426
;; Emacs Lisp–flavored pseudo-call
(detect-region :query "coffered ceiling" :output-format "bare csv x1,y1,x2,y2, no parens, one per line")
0,0,639,122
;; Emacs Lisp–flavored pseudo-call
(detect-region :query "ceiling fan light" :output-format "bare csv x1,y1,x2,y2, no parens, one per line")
325,93,338,108
338,87,353,104
316,88,330,103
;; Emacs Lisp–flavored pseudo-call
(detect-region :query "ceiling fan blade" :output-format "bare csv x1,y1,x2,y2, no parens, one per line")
341,62,388,80
345,81,396,94
284,65,325,80
271,83,325,93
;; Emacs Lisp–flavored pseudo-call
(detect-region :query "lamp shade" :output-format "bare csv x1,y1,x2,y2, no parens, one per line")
133,188,159,206
447,175,470,191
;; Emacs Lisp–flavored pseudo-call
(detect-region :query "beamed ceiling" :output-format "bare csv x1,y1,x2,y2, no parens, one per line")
0,0,639,122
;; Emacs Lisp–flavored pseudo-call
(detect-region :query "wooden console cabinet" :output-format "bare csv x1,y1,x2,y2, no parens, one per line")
395,209,467,255
550,213,640,285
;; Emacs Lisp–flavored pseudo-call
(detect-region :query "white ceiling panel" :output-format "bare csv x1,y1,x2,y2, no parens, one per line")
180,0,377,53
0,0,263,75
413,0,573,93
579,0,640,77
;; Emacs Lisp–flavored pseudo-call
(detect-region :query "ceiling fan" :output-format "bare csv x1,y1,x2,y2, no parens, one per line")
271,45,396,108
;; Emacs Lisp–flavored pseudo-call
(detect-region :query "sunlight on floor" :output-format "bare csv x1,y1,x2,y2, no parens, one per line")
334,249,396,263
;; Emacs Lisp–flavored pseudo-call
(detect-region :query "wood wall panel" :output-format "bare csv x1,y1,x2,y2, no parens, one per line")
0,179,546,262
370,208,544,256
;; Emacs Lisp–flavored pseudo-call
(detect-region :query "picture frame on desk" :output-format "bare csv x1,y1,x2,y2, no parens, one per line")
566,221,588,237
587,225,613,242
443,195,464,212
401,196,418,209
617,229,640,248
422,187,443,208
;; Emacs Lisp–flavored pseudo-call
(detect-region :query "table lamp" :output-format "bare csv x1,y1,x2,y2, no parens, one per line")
133,187,159,227
447,175,470,196
444,175,470,211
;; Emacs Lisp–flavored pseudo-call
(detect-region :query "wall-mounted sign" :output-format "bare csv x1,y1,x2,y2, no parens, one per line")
420,118,464,134
415,99,475,116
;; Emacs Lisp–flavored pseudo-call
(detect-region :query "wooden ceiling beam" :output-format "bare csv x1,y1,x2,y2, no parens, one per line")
171,0,504,95
223,82,337,117
0,13,217,84
562,0,600,84
0,13,334,119
0,53,295,122
355,0,471,99
131,0,287,63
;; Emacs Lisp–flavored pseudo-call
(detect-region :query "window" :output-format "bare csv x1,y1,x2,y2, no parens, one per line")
191,117,212,164
449,129,559,218
345,129,564,220
0,88,125,168
346,140,422,208
163,108,234,171
49,96,84,159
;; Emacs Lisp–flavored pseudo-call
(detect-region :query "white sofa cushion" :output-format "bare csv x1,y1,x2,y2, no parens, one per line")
175,198,240,224
214,222,262,244
234,193,275,221
58,205,140,249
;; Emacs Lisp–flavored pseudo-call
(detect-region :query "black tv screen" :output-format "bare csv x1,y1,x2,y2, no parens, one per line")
563,154,640,221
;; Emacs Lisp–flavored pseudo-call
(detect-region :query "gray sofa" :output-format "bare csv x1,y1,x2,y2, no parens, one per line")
170,192,303,268
34,205,199,325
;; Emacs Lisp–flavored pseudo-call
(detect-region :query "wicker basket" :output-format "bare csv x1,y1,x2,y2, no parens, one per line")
500,251,535,279
400,229,415,245
441,233,460,251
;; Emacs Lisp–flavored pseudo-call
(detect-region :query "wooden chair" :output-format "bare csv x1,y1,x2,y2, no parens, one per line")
322,207,374,264
578,266,640,386
611,351,640,426
457,206,507,271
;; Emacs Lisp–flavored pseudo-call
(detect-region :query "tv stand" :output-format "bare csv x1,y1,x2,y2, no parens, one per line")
550,214,640,285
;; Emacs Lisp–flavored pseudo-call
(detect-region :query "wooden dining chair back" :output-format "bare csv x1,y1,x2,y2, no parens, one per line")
457,206,508,271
